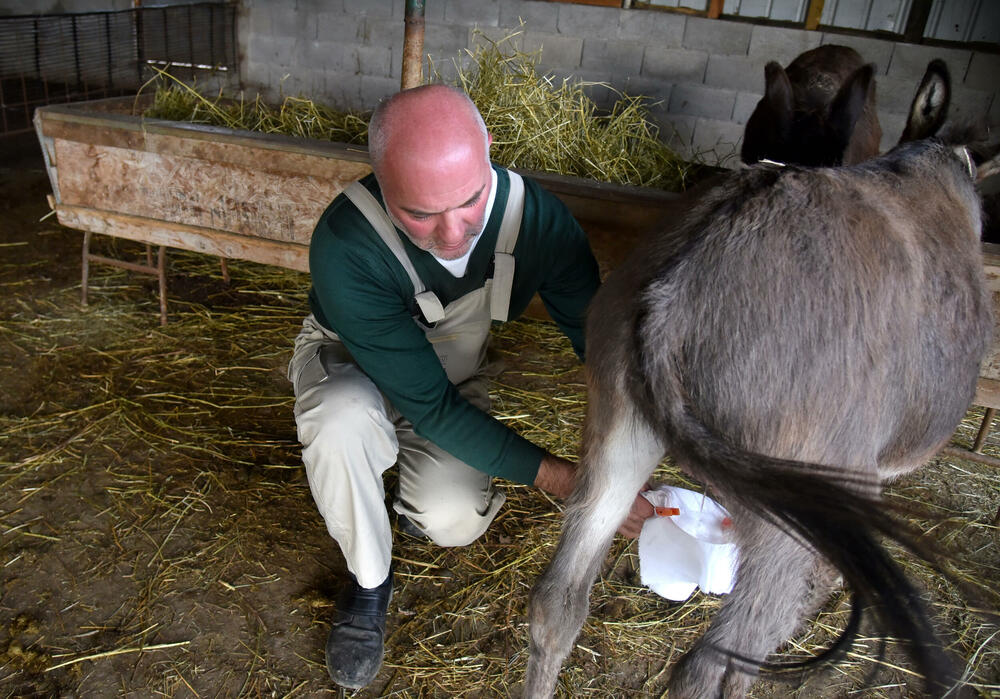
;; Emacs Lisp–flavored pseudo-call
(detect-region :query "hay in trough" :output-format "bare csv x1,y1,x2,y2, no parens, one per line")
142,28,693,192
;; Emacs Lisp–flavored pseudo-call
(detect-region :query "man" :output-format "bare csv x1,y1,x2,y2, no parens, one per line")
288,84,653,690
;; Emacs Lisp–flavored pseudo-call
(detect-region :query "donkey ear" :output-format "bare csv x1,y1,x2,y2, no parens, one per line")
827,63,875,155
900,59,950,143
762,61,794,122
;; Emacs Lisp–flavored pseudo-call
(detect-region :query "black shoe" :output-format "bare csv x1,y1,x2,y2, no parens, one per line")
397,514,428,540
326,566,393,690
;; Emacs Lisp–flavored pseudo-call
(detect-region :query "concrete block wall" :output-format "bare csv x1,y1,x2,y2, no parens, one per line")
238,0,1000,168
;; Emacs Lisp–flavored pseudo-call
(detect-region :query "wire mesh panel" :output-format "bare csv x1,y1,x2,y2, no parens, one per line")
0,2,236,136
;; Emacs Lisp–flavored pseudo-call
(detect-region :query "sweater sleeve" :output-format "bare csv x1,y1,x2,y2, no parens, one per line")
510,177,601,361
308,196,545,485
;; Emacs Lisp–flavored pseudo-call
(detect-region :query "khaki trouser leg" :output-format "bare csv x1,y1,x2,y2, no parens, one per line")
289,317,504,589
390,374,506,546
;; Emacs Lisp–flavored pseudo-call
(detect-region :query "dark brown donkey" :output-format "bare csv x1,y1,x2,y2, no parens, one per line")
742,44,883,166
524,61,995,697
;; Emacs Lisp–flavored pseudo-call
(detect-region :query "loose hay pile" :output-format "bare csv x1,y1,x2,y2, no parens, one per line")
1,163,999,695
143,29,695,192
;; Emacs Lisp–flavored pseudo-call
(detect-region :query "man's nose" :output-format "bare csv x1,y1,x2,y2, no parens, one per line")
437,210,466,243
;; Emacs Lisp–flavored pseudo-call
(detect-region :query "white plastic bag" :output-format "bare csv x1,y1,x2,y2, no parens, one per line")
638,485,739,601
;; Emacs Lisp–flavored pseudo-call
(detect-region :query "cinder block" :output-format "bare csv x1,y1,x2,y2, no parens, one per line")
655,113,697,157
819,33,893,74
618,8,685,46
887,43,972,83
251,35,298,67
299,41,357,74
471,26,526,55
581,38,644,75
704,54,765,92
668,83,736,121
556,3,621,38
499,0,559,33
948,85,994,127
425,45,476,83
296,0,345,14
316,11,365,43
690,117,744,168
873,74,922,116
965,52,1000,91
363,18,404,49
342,0,393,18
422,22,472,61
641,47,708,83
748,24,820,65
444,0,501,27
877,110,906,149
733,90,762,125
359,74,399,109
683,16,751,56
269,3,317,41
357,45,393,78
623,75,672,107
523,32,584,71
319,73,363,111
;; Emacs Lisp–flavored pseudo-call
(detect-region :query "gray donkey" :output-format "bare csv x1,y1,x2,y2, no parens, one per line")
524,60,996,698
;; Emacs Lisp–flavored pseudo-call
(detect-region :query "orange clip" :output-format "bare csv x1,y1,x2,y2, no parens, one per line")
654,506,680,517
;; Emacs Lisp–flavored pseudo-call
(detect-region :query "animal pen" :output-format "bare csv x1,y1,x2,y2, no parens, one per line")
4,2,999,696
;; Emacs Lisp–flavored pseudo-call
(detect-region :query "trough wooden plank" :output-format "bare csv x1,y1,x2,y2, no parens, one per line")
55,204,309,272
53,139,367,246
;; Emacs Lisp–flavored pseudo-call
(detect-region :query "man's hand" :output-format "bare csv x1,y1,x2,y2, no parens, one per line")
617,491,655,539
534,453,654,538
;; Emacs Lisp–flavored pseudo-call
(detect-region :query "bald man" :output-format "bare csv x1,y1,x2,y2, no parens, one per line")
288,85,653,690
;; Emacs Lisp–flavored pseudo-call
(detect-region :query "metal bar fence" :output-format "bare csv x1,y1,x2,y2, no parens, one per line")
0,2,236,137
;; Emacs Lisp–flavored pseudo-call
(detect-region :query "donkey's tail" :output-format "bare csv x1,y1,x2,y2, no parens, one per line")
657,401,958,696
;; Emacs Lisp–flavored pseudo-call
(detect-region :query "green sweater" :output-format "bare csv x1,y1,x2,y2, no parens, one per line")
307,165,600,484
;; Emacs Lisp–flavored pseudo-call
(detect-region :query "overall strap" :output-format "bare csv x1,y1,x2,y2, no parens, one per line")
490,170,525,322
342,182,446,323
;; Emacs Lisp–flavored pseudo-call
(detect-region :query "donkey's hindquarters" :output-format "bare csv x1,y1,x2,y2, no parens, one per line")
524,139,993,698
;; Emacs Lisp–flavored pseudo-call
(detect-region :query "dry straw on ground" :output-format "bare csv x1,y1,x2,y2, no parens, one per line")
2,212,998,695
142,28,694,192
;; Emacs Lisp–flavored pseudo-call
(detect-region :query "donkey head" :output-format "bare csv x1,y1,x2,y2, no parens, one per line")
742,45,880,167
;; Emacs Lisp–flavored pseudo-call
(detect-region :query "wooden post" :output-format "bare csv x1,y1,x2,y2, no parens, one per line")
707,0,723,19
401,0,425,90
805,0,824,31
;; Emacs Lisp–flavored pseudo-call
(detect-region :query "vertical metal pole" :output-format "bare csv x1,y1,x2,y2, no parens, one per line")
72,15,82,87
157,245,168,326
81,231,91,307
973,408,996,453
105,13,113,94
135,4,145,86
187,4,194,74
209,4,216,68
401,0,425,90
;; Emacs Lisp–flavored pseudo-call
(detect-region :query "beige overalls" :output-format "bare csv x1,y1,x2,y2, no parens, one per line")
288,173,525,588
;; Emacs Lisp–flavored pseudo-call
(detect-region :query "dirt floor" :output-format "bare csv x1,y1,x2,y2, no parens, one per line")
1,134,999,698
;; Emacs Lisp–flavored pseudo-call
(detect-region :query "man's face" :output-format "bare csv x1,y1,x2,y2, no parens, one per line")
379,138,493,261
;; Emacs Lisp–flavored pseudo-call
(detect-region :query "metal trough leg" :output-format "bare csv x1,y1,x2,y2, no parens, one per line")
80,234,170,324
972,408,995,453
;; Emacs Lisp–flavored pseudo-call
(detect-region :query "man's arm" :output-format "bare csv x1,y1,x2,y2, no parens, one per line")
534,452,654,538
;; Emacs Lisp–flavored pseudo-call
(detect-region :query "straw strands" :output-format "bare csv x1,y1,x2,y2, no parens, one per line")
2,222,999,695
142,29,693,191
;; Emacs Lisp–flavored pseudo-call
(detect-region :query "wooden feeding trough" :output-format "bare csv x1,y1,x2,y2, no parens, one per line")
33,96,678,323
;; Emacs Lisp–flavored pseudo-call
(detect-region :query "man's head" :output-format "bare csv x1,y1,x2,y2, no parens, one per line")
368,85,493,260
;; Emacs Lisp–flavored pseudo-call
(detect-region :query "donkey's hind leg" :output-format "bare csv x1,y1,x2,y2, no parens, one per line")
524,392,664,698
668,516,835,698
